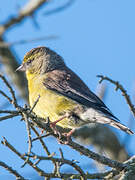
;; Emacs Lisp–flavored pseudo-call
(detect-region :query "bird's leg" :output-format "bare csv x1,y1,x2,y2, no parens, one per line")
50,106,79,131
62,128,75,144
66,128,75,137
50,115,67,129
50,113,76,143
50,115,67,136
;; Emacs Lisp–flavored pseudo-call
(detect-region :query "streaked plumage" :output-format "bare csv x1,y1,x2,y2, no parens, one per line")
17,46,134,135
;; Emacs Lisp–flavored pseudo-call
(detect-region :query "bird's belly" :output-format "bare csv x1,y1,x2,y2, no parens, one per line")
27,75,87,129
29,86,82,128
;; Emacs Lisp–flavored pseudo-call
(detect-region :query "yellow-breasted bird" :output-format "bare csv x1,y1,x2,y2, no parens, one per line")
16,46,134,137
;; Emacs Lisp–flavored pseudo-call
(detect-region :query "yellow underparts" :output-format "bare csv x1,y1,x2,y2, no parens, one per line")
26,71,77,128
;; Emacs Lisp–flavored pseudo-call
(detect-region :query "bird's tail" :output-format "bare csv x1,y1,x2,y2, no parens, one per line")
100,117,134,135
81,108,134,134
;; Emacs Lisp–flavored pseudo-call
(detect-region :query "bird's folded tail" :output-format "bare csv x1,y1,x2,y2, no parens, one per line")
100,117,134,135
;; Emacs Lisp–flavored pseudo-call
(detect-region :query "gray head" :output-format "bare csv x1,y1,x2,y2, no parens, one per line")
16,46,66,74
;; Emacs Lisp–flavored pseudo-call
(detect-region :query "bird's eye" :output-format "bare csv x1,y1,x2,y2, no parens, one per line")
26,59,32,65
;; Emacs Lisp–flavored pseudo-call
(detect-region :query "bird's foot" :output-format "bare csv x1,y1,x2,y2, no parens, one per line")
49,117,75,144
58,128,75,144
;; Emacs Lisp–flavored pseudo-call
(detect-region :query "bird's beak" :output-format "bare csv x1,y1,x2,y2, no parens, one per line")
15,64,26,72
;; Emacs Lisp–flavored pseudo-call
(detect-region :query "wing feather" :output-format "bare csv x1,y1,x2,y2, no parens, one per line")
43,67,118,121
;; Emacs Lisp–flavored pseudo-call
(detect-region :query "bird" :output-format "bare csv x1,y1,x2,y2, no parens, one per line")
16,46,134,139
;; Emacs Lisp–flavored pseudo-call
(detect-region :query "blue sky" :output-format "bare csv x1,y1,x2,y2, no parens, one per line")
0,0,135,179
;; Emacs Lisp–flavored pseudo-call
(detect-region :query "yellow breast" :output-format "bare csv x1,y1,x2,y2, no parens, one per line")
26,72,77,128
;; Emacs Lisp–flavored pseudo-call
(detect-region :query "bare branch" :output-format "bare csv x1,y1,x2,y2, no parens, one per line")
0,43,28,101
0,110,18,114
0,114,18,122
30,116,128,171
73,125,130,162
21,111,33,168
31,126,51,156
32,132,53,142
0,74,17,107
0,104,128,172
0,1,49,101
0,0,48,35
68,140,126,171
44,0,76,16
0,90,12,104
1,137,51,177
0,99,129,173
27,152,86,179
0,161,26,180
1,137,121,179
0,74,135,179
97,75,135,117
0,35,58,48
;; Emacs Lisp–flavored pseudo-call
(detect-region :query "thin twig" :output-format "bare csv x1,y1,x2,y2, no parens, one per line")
97,75,135,117
0,75,134,179
25,111,128,171
0,161,26,180
29,95,40,113
0,0,48,35
0,110,19,114
0,74,17,108
1,137,51,177
31,125,60,179
68,139,126,171
31,126,51,156
1,137,120,179
31,132,53,142
26,153,86,179
21,111,32,167
44,0,75,16
0,110,20,122
0,35,58,48
0,90,12,104
0,114,19,122
0,98,128,172
58,148,86,180
59,148,64,160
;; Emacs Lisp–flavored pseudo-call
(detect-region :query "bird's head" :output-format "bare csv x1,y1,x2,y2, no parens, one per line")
16,46,65,74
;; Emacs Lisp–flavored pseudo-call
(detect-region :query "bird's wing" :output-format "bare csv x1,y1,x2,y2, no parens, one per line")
43,67,118,121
